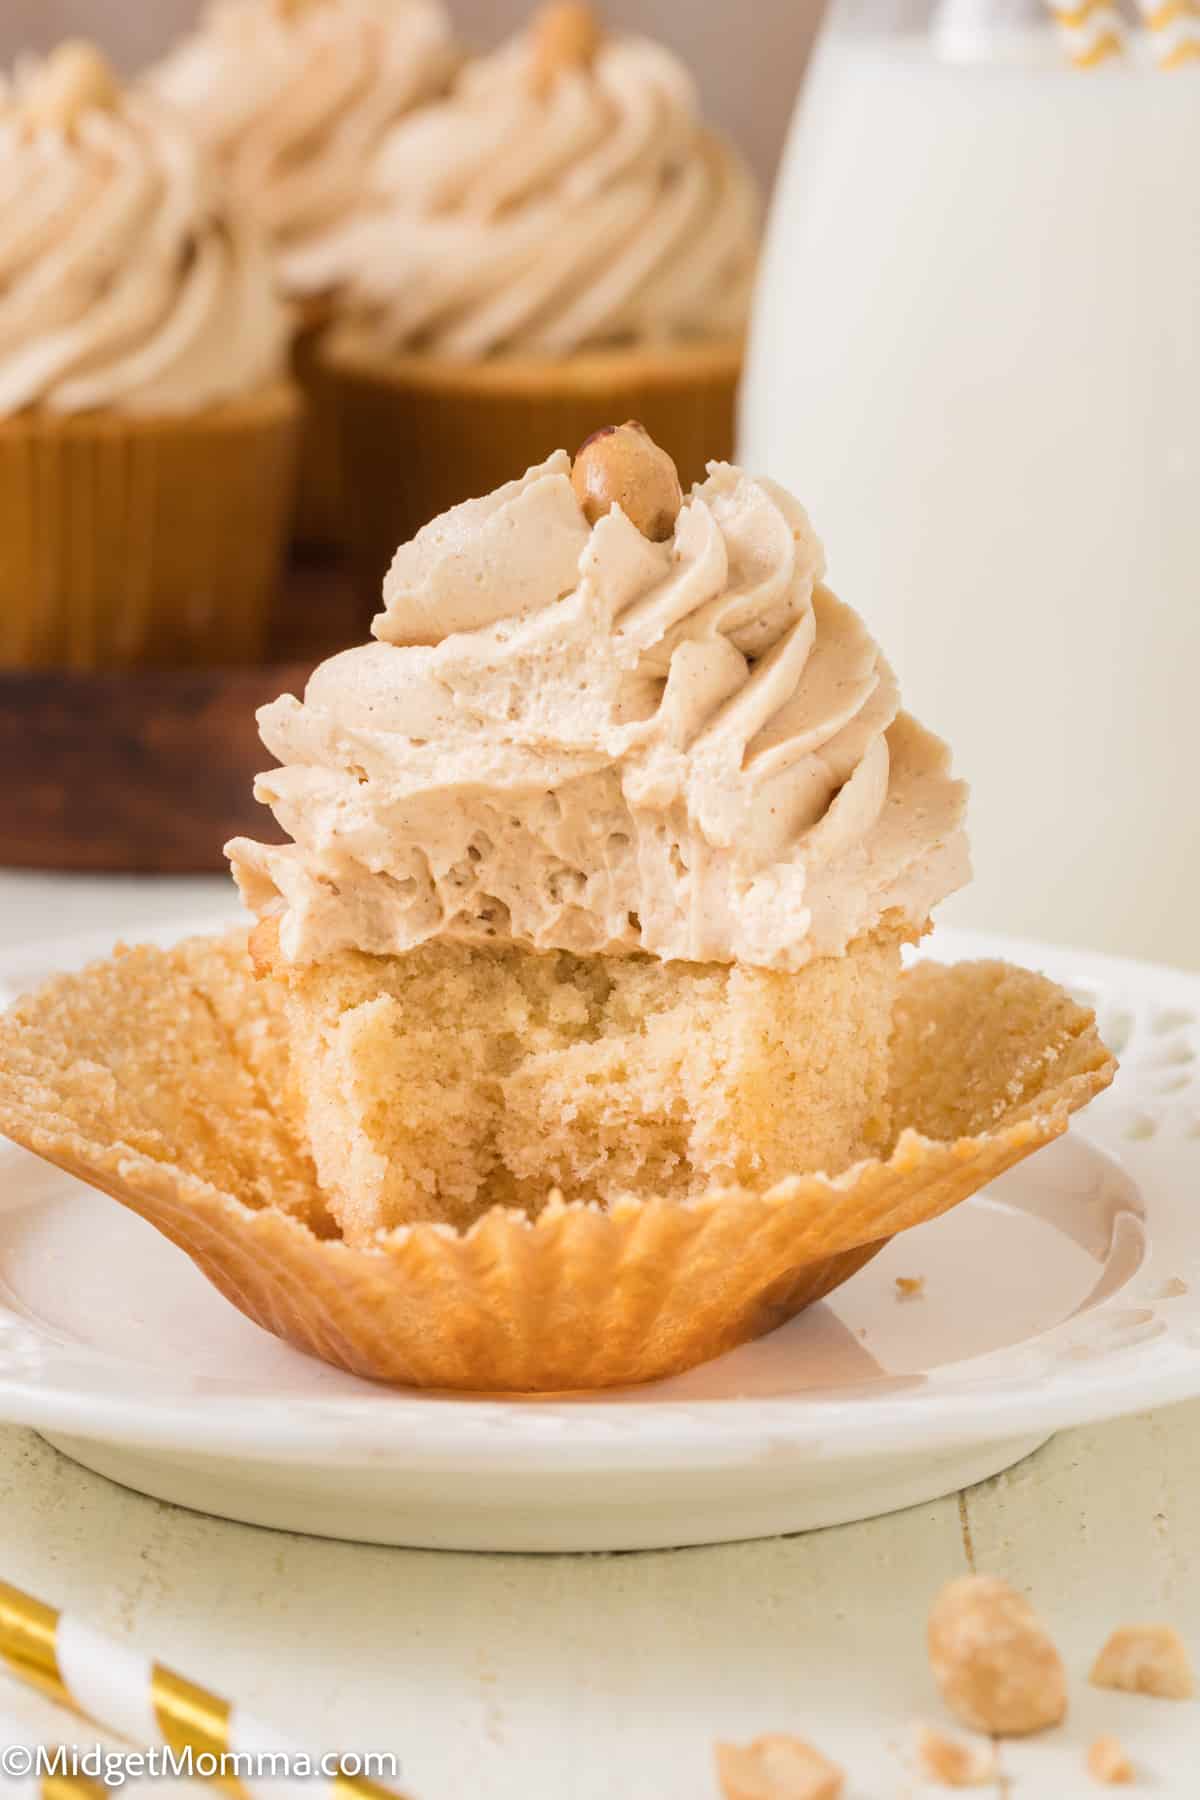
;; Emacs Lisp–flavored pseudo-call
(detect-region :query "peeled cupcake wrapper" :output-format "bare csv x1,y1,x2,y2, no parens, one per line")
0,932,1115,1391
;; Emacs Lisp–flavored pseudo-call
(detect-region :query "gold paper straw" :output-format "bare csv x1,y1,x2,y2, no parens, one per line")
40,1769,108,1800
1135,0,1200,63
1041,0,1126,63
0,1581,411,1800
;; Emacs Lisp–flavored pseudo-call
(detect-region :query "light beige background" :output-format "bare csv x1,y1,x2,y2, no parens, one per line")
0,1,824,185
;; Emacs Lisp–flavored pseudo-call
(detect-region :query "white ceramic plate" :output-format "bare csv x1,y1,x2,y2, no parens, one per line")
0,919,1197,1552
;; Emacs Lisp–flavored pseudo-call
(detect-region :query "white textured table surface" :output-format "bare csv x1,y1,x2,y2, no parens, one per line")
1,871,1199,1800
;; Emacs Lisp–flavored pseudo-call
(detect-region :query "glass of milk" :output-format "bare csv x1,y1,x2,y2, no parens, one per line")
742,0,1199,969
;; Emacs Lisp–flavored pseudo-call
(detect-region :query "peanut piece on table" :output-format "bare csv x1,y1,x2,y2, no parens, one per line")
715,1734,843,1800
913,1723,997,1787
928,1575,1067,1736
1090,1624,1194,1700
1087,1734,1135,1785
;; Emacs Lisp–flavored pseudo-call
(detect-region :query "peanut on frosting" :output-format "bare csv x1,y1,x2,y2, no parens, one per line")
927,1576,1067,1736
20,40,117,134
530,1,602,96
571,421,683,540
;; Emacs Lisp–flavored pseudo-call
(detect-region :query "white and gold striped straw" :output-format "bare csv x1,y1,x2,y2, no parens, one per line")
1041,0,1126,64
1135,0,1200,64
0,1581,411,1800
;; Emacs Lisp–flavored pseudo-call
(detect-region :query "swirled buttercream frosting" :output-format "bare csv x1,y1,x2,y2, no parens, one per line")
0,51,290,414
152,0,456,272
281,13,760,356
228,447,969,969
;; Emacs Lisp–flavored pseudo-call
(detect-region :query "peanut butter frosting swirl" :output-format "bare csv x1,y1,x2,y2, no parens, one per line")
0,50,290,415
282,13,760,356
152,0,457,273
228,449,969,969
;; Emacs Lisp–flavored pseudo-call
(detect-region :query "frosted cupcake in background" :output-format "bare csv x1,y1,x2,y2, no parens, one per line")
283,1,761,597
0,43,297,670
152,0,456,251
152,0,458,545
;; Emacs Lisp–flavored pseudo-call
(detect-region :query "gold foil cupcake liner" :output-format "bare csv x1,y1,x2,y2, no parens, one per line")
290,300,346,551
0,933,1115,1391
322,329,744,603
0,384,300,671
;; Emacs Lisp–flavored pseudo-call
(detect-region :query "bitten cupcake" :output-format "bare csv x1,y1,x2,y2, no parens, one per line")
227,424,969,1237
152,0,458,545
0,44,298,670
284,2,760,594
0,428,1115,1389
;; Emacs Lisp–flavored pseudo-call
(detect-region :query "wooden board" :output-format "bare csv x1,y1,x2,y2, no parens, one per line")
0,557,369,873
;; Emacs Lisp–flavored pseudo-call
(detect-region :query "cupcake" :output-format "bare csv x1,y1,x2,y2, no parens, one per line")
0,431,1116,1390
283,2,760,595
0,44,298,670
230,426,968,1236
152,0,458,546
